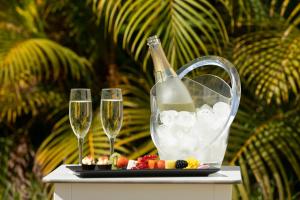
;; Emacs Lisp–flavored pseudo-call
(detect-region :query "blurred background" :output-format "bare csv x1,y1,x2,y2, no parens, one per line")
0,0,300,199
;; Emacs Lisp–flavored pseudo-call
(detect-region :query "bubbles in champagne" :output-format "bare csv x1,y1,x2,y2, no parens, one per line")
69,100,92,138
100,99,123,138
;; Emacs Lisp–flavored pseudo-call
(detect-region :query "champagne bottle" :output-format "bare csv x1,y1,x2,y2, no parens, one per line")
147,35,195,112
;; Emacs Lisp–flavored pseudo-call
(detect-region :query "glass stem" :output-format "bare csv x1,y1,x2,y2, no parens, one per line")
109,137,115,157
78,137,84,165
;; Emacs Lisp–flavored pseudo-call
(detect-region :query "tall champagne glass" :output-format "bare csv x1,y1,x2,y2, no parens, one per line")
69,89,92,164
100,88,123,157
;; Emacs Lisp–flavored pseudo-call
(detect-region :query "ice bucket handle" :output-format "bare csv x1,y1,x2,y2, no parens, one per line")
176,56,241,127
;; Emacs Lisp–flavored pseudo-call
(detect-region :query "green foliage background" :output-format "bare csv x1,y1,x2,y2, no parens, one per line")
0,0,300,199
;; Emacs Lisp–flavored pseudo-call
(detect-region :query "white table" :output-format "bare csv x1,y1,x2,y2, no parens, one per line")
43,165,241,200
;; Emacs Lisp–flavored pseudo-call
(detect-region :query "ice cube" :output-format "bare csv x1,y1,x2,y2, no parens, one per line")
160,110,178,126
157,126,178,148
159,136,177,151
191,120,207,139
180,135,198,152
156,125,168,139
196,104,213,115
194,103,224,143
212,102,231,131
169,124,184,138
213,102,230,118
196,104,215,124
175,111,196,129
212,117,227,131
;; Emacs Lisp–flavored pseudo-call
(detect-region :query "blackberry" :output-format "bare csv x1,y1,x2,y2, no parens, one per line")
175,160,188,169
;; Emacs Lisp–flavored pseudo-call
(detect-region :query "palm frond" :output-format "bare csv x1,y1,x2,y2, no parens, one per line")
0,35,91,83
222,0,300,29
0,11,92,123
95,0,228,70
0,0,92,83
219,0,268,29
0,0,41,34
0,83,64,123
233,29,300,105
227,107,300,199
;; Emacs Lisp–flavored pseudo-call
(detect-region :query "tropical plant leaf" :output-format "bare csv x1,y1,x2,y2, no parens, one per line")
0,30,91,122
0,1,92,123
0,34,91,83
0,84,64,123
265,0,300,22
227,105,300,199
0,0,43,34
0,0,92,84
233,29,300,104
95,0,229,70
220,0,268,28
221,0,300,29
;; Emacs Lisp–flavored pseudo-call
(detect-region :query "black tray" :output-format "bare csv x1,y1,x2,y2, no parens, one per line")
67,166,220,178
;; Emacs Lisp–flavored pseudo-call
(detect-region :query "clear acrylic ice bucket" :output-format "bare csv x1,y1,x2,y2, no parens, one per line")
150,56,241,167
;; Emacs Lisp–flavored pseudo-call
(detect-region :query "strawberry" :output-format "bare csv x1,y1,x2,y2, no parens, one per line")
117,156,129,169
157,160,165,169
143,155,158,160
136,163,148,169
134,155,159,169
137,157,144,163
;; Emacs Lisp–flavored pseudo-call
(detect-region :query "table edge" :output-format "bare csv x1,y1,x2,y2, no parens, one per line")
43,178,242,184
42,165,242,184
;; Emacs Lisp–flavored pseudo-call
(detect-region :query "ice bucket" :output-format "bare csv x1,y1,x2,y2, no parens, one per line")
150,56,241,167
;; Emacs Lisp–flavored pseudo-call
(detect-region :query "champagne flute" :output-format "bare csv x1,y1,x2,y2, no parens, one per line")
69,89,92,164
100,88,123,157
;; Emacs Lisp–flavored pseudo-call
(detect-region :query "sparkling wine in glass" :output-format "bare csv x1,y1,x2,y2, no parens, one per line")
69,89,92,164
100,88,123,157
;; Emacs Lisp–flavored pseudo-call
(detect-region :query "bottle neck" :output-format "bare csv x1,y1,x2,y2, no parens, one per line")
148,37,177,82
